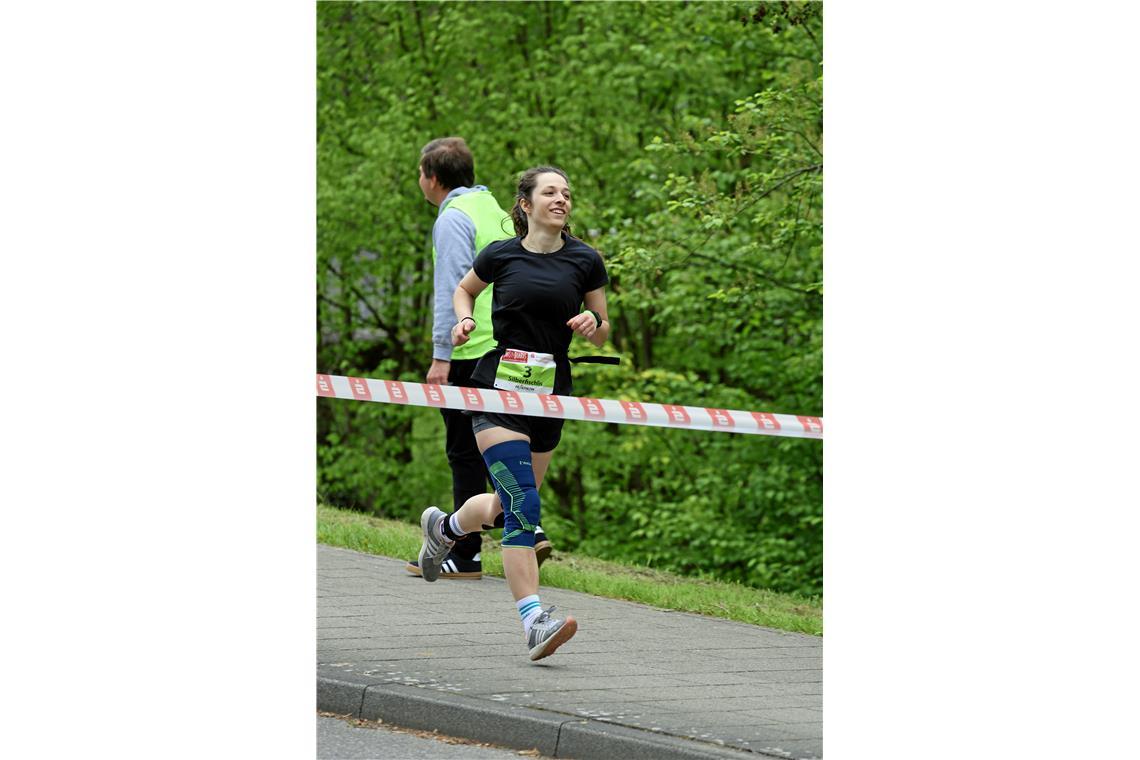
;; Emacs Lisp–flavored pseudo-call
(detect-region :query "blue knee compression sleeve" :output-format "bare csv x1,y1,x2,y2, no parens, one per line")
482,440,540,549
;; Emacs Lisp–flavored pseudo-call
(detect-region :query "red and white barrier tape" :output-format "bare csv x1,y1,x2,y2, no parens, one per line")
317,374,822,440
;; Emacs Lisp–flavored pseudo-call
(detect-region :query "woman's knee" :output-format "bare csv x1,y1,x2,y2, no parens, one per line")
481,439,541,548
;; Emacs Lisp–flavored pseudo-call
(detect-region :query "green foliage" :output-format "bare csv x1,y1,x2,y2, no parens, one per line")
317,2,823,596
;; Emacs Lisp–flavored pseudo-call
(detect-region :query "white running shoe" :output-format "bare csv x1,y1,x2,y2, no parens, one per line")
418,506,453,582
527,606,577,661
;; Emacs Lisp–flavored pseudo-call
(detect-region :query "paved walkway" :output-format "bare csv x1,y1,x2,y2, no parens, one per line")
318,545,822,760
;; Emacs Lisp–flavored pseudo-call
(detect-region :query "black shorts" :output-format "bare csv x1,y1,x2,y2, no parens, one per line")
470,412,564,453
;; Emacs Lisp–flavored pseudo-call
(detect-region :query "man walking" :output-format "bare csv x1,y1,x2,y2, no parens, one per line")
406,137,551,578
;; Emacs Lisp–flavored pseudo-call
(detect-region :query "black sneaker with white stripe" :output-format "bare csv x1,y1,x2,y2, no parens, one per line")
534,526,553,566
405,551,482,579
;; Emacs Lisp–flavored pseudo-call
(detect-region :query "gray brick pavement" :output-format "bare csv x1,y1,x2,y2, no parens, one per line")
318,544,822,759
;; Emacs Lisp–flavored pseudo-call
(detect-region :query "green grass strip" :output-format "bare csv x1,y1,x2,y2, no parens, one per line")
318,503,821,636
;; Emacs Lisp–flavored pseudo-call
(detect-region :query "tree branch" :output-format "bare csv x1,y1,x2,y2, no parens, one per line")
648,164,822,296
799,19,823,59
781,184,808,271
672,163,821,268
323,258,394,334
679,249,819,296
763,126,823,159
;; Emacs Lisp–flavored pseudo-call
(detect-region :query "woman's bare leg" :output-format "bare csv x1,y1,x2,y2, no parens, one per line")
452,492,501,534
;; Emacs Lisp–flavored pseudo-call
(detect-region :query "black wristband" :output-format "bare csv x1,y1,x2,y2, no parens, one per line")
459,316,476,327
587,310,602,328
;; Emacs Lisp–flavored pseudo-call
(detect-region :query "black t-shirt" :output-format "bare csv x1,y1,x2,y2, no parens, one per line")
469,233,608,394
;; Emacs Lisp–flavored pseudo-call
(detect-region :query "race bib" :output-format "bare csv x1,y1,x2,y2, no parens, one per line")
494,349,556,394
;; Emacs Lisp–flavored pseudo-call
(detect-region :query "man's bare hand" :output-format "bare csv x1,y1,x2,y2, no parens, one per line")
426,358,450,385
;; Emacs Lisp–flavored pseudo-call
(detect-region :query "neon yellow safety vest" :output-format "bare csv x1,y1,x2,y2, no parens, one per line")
436,190,513,360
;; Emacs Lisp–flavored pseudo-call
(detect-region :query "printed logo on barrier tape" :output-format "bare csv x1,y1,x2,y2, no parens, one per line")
349,377,372,401
706,408,734,428
498,390,524,412
383,380,408,404
538,394,563,416
662,404,691,425
579,397,605,420
752,412,781,431
315,375,823,440
621,400,648,422
797,416,823,435
461,386,484,411
422,383,446,407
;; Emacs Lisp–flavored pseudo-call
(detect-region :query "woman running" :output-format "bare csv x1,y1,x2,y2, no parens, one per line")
417,165,610,662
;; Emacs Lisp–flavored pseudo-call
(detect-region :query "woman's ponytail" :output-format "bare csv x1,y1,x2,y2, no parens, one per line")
510,200,529,236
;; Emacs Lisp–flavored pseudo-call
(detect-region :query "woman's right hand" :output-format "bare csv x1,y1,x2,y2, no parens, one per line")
451,317,475,346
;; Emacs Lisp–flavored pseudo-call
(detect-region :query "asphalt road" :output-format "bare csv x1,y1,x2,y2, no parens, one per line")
318,713,552,759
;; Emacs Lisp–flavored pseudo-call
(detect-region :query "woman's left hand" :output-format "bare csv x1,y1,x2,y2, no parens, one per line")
566,311,598,339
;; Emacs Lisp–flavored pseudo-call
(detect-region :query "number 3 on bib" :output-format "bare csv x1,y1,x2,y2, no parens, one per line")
495,349,556,394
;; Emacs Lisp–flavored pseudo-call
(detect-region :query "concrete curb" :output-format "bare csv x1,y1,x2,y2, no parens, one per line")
317,675,770,760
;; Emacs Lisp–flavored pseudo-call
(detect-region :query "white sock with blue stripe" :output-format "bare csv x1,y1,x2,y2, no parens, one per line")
517,594,543,636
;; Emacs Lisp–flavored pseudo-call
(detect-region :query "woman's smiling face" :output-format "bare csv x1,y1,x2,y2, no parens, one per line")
525,172,572,229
